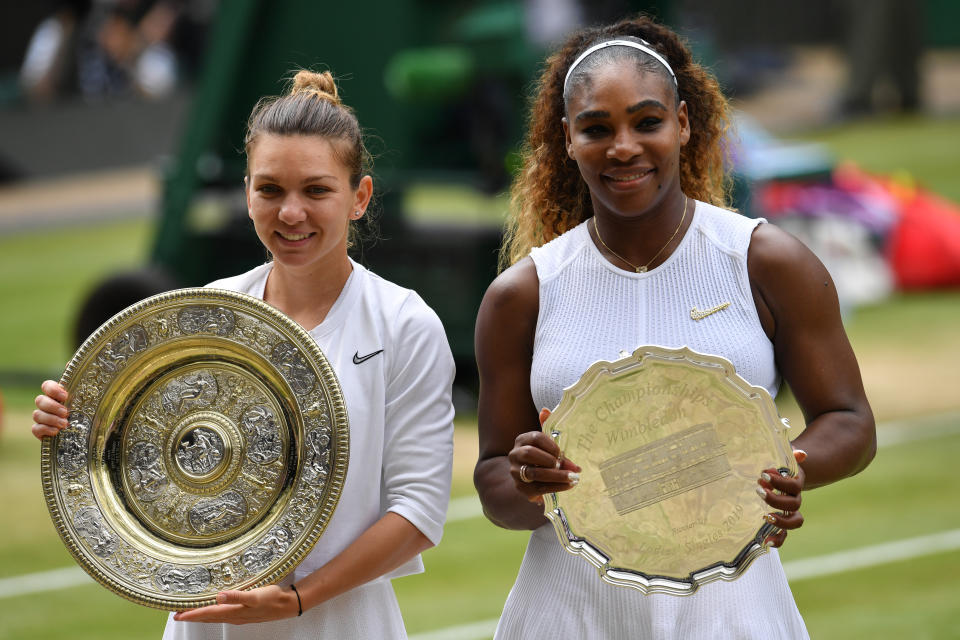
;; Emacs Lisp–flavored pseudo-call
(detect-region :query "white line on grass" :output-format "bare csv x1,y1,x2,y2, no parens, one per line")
781,527,960,581
0,566,92,599
409,618,501,640
3,411,958,611
0,496,484,599
447,495,482,523
409,527,960,640
875,410,960,448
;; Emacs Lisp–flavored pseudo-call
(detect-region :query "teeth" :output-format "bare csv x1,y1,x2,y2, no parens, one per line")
279,232,311,241
609,171,648,182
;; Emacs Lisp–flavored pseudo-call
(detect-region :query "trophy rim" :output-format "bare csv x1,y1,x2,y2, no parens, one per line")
40,287,349,610
543,345,796,596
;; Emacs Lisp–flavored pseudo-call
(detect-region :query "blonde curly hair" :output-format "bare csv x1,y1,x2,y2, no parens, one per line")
501,16,733,269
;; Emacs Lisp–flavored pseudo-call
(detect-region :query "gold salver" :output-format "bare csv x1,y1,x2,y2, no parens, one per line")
543,346,797,596
40,288,349,610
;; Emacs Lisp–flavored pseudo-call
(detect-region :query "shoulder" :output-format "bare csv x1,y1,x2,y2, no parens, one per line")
205,263,271,295
480,257,539,319
529,221,590,282
748,221,835,316
358,264,417,310
693,201,763,255
359,264,449,346
476,257,539,356
748,222,822,275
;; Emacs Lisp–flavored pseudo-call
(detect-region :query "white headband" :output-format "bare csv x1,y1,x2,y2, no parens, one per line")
563,39,677,90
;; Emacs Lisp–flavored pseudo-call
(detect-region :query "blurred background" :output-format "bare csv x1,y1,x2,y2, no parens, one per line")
1,0,959,638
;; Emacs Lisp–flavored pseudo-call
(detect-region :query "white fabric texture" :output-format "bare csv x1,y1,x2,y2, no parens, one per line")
163,259,456,640
496,201,809,639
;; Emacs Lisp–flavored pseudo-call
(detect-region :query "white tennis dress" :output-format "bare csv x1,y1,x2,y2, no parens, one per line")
162,259,455,640
494,201,810,639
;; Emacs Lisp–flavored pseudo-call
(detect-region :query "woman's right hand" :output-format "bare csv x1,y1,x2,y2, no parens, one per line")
32,380,69,439
507,409,581,504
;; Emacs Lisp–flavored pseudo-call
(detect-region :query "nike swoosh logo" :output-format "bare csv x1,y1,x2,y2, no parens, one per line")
352,349,384,365
690,302,731,321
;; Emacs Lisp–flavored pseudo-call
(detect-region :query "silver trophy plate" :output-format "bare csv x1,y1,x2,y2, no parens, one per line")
543,346,797,596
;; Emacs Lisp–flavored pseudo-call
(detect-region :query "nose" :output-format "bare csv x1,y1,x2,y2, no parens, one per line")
277,193,307,224
607,127,641,162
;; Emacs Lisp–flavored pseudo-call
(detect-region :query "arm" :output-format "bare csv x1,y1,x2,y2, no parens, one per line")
749,222,877,490
474,259,578,531
173,512,431,624
178,294,454,624
381,293,456,548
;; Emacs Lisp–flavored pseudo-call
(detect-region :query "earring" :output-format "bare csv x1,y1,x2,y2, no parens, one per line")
353,211,362,219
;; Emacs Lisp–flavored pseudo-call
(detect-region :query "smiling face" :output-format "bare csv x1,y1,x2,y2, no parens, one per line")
246,133,372,276
563,60,689,220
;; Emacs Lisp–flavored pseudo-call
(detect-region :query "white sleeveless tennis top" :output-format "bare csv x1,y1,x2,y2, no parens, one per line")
495,200,809,639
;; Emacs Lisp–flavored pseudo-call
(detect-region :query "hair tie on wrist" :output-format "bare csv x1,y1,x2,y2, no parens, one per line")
290,583,302,616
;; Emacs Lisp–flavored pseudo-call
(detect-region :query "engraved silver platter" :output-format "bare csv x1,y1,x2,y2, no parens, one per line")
543,345,797,596
40,288,348,610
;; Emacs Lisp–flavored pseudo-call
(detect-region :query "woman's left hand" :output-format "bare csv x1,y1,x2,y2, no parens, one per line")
757,449,807,548
172,585,298,624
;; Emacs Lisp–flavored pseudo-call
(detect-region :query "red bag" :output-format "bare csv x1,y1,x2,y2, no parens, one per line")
887,187,960,289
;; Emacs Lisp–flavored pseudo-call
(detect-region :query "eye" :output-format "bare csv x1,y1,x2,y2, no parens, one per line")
256,184,281,195
581,124,609,137
305,185,330,196
636,117,662,130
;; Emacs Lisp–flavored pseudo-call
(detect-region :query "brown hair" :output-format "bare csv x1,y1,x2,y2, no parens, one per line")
501,15,733,269
244,70,375,248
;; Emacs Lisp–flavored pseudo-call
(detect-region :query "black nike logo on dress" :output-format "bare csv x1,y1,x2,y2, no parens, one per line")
352,349,384,365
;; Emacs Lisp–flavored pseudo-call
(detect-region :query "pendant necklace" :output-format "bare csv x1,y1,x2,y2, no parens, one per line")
592,196,688,273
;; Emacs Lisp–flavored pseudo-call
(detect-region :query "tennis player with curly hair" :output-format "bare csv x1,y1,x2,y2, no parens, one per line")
475,15,875,639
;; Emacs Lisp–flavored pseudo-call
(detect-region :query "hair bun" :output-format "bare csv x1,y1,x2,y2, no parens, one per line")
291,70,340,104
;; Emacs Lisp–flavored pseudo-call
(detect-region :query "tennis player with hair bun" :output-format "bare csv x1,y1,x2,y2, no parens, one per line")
33,69,455,639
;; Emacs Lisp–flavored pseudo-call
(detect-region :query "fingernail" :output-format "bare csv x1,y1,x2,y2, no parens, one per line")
568,472,580,483
764,513,776,524
555,455,563,470
794,449,807,463
760,472,772,483
755,486,767,499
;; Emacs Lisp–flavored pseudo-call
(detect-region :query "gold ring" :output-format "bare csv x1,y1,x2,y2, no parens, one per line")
519,464,533,483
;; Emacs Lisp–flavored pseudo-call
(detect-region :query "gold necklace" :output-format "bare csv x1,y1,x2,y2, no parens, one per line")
592,196,688,273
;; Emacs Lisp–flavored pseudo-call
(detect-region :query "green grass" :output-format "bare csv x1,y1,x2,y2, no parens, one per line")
800,114,960,202
3,412,958,639
793,550,960,640
1,585,167,640
845,290,960,350
3,114,960,638
0,217,152,377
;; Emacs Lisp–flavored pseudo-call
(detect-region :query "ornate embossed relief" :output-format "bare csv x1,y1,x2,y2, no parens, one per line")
271,342,316,395
127,441,168,500
241,405,282,465
42,290,348,610
177,306,236,336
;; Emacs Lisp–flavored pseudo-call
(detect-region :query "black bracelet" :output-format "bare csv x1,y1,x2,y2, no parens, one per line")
290,583,302,616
